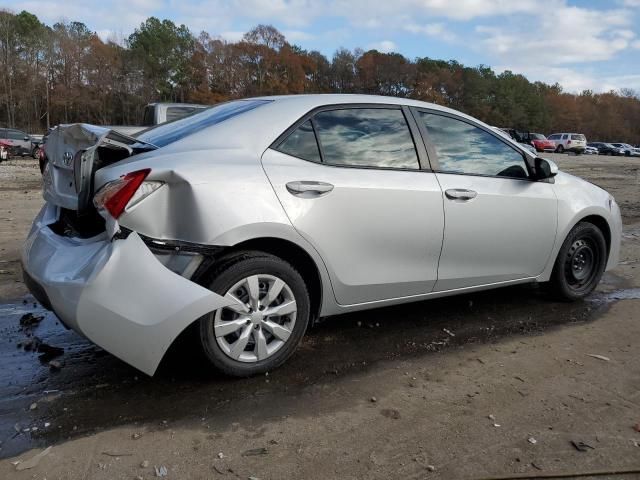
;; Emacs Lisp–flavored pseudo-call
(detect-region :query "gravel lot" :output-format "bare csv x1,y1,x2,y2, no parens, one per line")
0,154,639,479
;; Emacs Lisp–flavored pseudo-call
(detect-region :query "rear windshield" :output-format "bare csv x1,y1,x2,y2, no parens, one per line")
137,99,271,148
571,134,585,140
531,133,546,140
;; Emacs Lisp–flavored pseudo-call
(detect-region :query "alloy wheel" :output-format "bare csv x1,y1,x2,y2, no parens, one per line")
212,274,297,363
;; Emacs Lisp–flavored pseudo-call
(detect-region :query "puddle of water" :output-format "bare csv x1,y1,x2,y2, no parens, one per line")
602,288,640,301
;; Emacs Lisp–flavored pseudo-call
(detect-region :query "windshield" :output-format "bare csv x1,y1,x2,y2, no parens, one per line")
531,133,546,140
571,134,585,141
137,99,271,148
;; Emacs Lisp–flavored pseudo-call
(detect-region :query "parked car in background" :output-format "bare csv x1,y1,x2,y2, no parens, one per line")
24,94,621,377
547,133,587,154
0,128,35,157
584,145,598,155
497,128,537,155
610,143,640,157
588,142,624,156
529,133,556,152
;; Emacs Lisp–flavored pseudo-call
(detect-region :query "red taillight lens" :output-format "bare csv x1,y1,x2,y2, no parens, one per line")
567,140,571,144
94,169,151,219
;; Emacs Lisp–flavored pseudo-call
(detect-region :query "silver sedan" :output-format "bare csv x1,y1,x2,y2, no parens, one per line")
23,95,622,377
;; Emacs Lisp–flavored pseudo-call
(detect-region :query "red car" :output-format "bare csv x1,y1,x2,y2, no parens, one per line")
530,133,556,152
0,139,12,161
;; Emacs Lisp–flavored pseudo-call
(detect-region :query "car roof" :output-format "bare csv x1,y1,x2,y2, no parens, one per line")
251,93,464,115
156,94,530,157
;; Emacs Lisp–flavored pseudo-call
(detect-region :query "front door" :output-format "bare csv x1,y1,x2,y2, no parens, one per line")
411,109,558,291
262,106,445,305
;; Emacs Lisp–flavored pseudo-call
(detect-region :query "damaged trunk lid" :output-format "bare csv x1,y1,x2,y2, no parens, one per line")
43,124,156,214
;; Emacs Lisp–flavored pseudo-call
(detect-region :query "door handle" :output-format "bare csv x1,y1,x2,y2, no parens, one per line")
286,181,334,197
445,188,477,201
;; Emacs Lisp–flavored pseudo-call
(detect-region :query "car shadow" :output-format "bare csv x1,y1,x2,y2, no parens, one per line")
0,283,610,458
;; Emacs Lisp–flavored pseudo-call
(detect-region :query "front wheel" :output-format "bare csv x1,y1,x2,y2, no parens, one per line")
546,222,607,301
556,145,564,153
198,251,310,377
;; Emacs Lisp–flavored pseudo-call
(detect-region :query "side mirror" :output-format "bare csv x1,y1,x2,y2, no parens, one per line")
534,157,558,180
24,136,30,141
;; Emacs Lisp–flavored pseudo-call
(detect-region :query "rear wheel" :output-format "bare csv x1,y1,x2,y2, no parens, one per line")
546,222,607,301
198,251,310,377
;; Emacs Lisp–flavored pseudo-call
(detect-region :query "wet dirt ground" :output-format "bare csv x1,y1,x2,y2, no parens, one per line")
0,154,639,479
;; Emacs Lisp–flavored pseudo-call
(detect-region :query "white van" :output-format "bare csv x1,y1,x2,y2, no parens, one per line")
547,133,587,154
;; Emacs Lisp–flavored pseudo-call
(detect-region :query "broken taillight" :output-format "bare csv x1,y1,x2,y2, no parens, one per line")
93,169,155,219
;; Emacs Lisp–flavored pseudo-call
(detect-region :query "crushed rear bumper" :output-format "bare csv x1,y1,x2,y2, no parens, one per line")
22,203,232,375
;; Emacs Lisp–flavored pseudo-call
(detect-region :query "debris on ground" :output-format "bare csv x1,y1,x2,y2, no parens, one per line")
381,408,401,419
633,423,640,433
443,328,456,337
37,342,64,362
570,440,595,452
370,396,377,403
19,312,44,327
427,465,436,471
154,465,168,477
242,447,268,456
49,360,62,372
29,402,37,410
18,336,41,351
586,354,611,362
217,452,225,459
528,437,537,445
49,359,62,371
101,451,133,457
141,460,150,468
132,432,142,439
14,446,52,471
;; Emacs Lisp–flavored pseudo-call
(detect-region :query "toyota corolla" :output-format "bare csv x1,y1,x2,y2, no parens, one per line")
23,95,622,377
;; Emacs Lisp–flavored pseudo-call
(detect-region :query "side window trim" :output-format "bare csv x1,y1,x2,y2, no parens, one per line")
409,106,534,180
272,103,430,172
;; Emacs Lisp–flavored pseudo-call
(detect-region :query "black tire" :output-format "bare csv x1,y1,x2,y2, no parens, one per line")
198,251,310,377
556,145,564,153
546,222,607,301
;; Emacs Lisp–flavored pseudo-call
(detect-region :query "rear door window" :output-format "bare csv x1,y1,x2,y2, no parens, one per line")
312,108,419,169
276,120,321,162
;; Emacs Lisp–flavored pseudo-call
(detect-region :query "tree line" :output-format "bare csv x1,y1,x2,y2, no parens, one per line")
1,9,639,143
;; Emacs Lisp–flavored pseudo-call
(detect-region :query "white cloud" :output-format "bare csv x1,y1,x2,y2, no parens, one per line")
366,40,397,53
283,30,315,42
219,31,244,42
476,4,636,70
404,22,456,42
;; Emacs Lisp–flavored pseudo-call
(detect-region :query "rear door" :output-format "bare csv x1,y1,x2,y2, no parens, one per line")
262,105,445,305
411,108,557,291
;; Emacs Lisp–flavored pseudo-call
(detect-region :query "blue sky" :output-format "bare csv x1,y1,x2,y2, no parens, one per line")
5,0,640,92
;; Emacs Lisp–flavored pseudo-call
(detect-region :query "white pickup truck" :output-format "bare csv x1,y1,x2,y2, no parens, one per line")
109,102,209,136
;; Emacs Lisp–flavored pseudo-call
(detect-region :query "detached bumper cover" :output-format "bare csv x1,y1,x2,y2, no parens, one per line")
22,203,233,375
